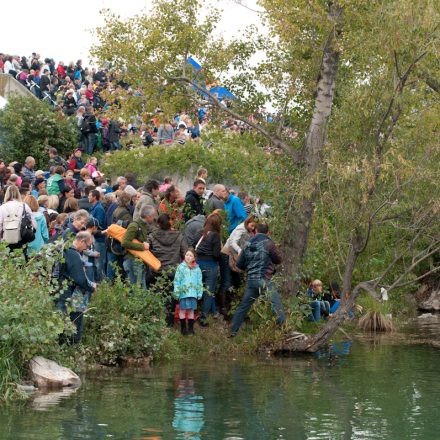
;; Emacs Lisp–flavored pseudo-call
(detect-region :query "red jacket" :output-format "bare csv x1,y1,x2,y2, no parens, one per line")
57,64,66,78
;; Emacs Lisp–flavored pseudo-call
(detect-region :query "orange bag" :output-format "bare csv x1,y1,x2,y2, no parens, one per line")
106,224,161,271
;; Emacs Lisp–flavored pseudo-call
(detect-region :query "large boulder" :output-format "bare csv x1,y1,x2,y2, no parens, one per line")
415,284,440,311
29,356,81,389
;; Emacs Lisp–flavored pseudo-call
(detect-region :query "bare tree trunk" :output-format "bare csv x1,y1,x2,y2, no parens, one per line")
282,37,340,294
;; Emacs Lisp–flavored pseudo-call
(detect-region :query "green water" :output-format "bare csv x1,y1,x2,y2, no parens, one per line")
1,341,440,439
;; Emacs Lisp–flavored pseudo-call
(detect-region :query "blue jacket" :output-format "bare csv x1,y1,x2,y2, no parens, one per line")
89,202,106,230
224,194,247,234
27,212,49,255
173,262,203,300
237,233,282,280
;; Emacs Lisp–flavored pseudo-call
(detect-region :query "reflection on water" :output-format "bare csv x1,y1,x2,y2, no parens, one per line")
173,378,204,439
1,340,440,439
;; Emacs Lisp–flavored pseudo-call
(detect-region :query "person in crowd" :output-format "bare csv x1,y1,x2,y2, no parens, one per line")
81,109,98,155
122,204,157,287
64,169,79,198
193,213,222,325
63,89,77,115
238,191,253,216
48,147,66,169
113,176,127,192
88,189,107,280
63,209,89,239
205,184,225,213
159,185,184,225
69,148,85,181
134,179,159,221
47,194,60,215
148,213,188,326
77,168,91,195
49,213,67,242
229,223,286,337
0,185,36,252
195,167,208,182
37,195,50,223
31,177,46,198
47,166,65,196
173,248,203,335
58,185,75,213
103,192,117,226
159,177,173,193
221,188,247,234
157,121,174,144
324,281,342,314
63,197,79,214
307,279,330,322
23,195,49,255
184,179,206,221
106,192,132,280
22,156,36,184
78,185,94,211
183,214,205,248
85,157,98,176
109,119,122,151
57,231,96,344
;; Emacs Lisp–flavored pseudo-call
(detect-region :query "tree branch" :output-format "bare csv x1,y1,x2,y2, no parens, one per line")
170,75,301,161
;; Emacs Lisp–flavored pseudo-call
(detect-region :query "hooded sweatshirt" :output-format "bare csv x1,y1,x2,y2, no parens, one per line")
148,229,188,272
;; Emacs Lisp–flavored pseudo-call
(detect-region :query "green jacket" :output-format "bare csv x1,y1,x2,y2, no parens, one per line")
47,173,63,196
122,219,156,255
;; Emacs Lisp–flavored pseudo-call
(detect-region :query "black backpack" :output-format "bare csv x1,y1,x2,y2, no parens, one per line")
20,204,36,244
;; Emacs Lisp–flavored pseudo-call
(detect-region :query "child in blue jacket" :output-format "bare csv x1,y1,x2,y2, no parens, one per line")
173,249,203,335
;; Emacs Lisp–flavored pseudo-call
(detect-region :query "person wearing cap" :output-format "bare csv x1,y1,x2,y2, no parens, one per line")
175,122,189,145
69,148,85,181
31,177,46,198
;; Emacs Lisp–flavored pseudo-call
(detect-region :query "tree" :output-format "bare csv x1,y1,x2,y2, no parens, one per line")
92,0,440,348
0,95,78,168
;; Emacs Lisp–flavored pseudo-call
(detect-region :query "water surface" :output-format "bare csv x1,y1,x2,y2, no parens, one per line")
1,341,440,439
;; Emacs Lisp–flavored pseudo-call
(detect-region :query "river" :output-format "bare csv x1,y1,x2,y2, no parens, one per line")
1,318,440,439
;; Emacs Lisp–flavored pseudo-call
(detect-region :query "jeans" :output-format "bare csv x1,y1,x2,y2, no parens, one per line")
197,260,219,317
110,140,121,151
123,258,146,288
309,300,331,322
218,252,231,294
106,251,124,280
85,133,97,155
94,240,107,282
230,278,285,334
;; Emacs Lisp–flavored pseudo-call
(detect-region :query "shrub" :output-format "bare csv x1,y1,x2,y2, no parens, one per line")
0,95,78,168
0,243,71,401
80,275,169,365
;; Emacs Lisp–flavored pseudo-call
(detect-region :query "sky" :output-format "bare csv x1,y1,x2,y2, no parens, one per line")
1,0,263,65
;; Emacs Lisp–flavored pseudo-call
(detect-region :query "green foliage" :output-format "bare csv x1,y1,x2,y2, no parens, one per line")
0,95,78,168
103,130,280,189
80,276,168,365
0,243,71,402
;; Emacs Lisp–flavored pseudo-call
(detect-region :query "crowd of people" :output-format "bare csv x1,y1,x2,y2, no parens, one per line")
0,149,341,343
0,51,339,345
0,52,249,151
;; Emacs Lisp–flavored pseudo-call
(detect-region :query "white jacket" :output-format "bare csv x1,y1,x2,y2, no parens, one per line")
0,201,36,239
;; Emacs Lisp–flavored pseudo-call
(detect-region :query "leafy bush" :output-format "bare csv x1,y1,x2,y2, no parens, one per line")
0,243,71,401
102,130,280,189
80,276,168,365
0,95,78,168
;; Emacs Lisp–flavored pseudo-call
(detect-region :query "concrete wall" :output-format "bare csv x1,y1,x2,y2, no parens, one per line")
0,73,36,102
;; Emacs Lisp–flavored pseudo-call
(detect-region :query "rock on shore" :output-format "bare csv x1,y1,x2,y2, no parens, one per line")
415,284,440,311
29,356,81,389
